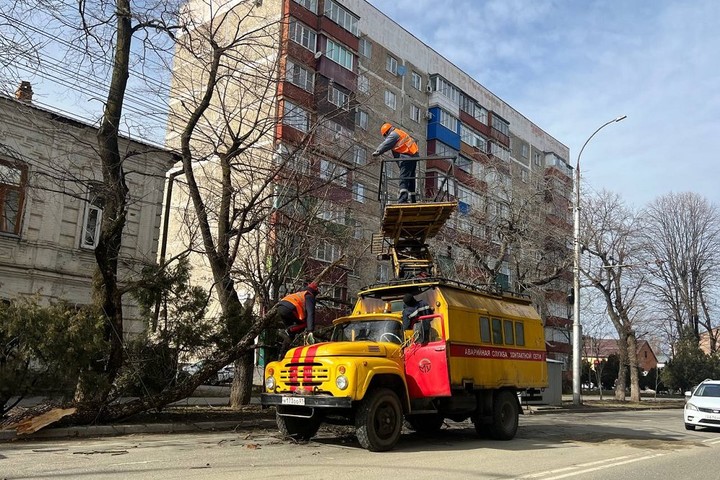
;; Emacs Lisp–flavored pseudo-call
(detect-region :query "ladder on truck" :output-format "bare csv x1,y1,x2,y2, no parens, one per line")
373,155,459,279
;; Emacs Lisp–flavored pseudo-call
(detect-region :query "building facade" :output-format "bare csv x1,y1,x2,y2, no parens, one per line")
167,0,573,362
0,91,176,335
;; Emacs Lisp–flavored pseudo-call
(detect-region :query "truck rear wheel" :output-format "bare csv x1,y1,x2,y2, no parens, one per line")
356,388,403,451
405,413,444,433
276,412,322,440
488,390,519,440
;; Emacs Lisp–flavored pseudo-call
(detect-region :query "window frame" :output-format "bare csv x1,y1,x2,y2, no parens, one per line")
0,159,27,236
285,59,315,92
386,55,398,75
384,89,396,110
283,99,310,132
491,318,503,345
411,71,422,90
325,38,354,71
289,19,317,52
293,0,318,14
80,184,104,249
323,0,359,36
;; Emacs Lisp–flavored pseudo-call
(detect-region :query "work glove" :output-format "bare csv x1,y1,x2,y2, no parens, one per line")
305,331,315,344
371,151,381,157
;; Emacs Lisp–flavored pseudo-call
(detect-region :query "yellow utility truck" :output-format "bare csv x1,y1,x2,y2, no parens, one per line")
261,277,547,451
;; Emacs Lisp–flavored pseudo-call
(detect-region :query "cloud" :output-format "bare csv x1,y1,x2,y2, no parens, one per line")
369,0,720,208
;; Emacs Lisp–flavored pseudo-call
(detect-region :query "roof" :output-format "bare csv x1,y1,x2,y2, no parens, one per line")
584,338,658,361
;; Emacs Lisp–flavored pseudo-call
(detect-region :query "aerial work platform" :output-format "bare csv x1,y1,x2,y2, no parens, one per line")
381,201,457,243
373,201,458,279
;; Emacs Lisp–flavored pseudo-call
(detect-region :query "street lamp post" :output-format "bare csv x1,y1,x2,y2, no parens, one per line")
572,115,626,406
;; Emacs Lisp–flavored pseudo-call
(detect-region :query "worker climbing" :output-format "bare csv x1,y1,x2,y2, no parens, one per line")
372,122,420,203
276,282,319,356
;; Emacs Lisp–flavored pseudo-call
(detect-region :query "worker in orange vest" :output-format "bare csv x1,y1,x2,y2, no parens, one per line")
372,122,420,203
276,282,319,353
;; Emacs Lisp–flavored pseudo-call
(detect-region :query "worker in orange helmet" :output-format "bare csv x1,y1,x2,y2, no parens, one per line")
276,282,319,354
372,122,420,203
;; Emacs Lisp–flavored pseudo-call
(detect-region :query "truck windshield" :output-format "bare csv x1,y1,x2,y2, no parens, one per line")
330,319,404,345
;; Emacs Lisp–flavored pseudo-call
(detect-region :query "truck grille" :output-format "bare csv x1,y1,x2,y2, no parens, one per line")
280,362,329,387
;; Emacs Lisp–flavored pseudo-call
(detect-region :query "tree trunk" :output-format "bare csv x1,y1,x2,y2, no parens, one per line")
627,333,641,402
614,336,628,401
231,351,254,408
74,0,133,405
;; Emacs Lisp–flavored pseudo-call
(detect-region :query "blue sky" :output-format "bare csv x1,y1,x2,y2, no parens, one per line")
369,0,720,209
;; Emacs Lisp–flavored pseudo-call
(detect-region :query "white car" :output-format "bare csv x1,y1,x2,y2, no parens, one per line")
684,379,720,430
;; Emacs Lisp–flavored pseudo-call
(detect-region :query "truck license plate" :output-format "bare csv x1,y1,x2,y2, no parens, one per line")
281,396,305,406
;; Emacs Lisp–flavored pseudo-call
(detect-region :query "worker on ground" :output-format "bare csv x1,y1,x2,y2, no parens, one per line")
277,282,319,354
372,122,420,203
401,293,432,331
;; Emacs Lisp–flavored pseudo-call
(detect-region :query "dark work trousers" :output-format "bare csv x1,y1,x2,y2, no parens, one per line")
398,154,419,203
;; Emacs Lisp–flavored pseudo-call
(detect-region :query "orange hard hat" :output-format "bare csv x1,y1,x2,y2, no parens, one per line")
380,122,393,136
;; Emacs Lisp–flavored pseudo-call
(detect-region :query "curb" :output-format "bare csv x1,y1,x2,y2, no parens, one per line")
0,418,278,443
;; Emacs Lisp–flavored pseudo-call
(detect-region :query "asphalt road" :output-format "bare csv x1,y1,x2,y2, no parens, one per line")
2,408,718,480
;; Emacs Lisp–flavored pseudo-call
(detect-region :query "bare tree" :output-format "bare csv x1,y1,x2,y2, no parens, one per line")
640,192,720,352
580,190,646,401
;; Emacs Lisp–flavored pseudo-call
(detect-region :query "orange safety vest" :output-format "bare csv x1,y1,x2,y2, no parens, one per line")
392,128,419,156
281,291,309,320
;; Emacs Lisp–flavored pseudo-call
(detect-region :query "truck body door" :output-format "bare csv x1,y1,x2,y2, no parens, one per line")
404,315,451,398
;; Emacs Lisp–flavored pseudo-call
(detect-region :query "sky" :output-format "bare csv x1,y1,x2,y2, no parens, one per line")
3,0,718,209
368,0,720,209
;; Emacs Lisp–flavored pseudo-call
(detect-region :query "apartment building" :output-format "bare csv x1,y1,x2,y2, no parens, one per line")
167,0,573,364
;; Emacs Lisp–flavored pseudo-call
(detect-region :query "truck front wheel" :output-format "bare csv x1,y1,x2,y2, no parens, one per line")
276,412,322,440
488,390,519,440
356,388,403,451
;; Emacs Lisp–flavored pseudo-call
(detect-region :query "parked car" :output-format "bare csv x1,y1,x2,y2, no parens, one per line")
684,379,720,430
217,364,234,384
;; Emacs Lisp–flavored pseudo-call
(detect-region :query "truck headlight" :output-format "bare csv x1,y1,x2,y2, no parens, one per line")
265,376,276,390
336,375,348,390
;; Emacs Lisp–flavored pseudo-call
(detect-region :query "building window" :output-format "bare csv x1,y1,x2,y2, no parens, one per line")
474,105,488,124
491,115,510,136
289,19,317,52
353,182,365,202
319,159,347,185
521,169,529,183
384,90,396,110
491,142,510,162
354,146,367,165
432,75,459,103
386,55,398,75
439,108,458,132
81,185,104,249
285,59,314,92
323,0,359,36
460,124,486,151
533,151,542,166
353,220,363,239
456,156,472,174
325,38,354,70
411,71,422,90
283,100,309,132
356,109,368,130
521,144,529,159
357,74,369,94
328,84,350,109
313,239,342,262
293,0,317,14
410,104,421,123
359,37,372,58
0,160,26,235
